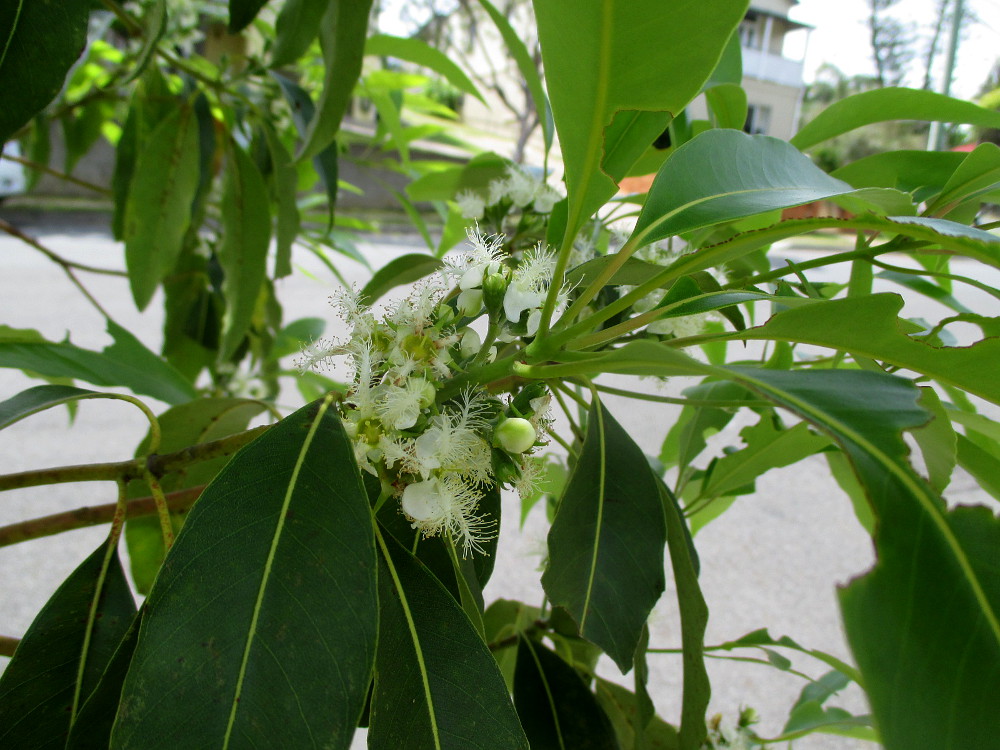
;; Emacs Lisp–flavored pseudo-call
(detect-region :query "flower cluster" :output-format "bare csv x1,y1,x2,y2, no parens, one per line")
454,165,562,255
297,236,559,555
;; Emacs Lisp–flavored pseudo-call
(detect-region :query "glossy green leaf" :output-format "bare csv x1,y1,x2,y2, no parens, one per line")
715,367,1000,750
629,130,857,247
791,87,1000,151
533,0,748,240
366,34,483,102
369,529,528,750
123,103,201,310
479,0,551,152
0,322,197,405
0,541,136,748
0,0,91,143
112,398,377,749
219,142,272,360
299,0,373,161
513,638,620,750
359,254,444,305
228,0,268,32
0,384,96,430
125,397,269,594
542,398,666,672
730,294,1000,406
270,0,327,66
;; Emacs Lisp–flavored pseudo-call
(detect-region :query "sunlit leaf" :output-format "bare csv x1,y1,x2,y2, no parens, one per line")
366,34,483,102
112,398,377,749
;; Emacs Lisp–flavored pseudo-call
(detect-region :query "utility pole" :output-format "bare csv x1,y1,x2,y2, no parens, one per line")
928,0,966,150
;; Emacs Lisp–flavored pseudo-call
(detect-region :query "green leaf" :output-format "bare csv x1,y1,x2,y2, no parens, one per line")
533,0,748,241
0,384,96,430
704,83,747,130
927,142,1000,215
629,130,858,246
699,418,831,501
0,322,197,405
270,0,327,66
730,294,1000,406
542,398,666,672
299,0,374,161
0,541,136,748
123,0,166,84
513,638,620,750
594,677,680,750
714,367,1000,750
369,529,528,750
125,397,269,594
219,142,272,360
708,628,862,684
479,0,552,153
123,103,201,310
0,0,91,143
261,123,300,278
792,87,1000,150
910,387,957,494
659,481,710,750
359,254,444,306
831,150,965,202
228,0,269,32
366,34,483,102
112,398,377,749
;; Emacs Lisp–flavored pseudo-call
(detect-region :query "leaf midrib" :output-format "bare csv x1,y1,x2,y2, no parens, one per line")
221,396,334,748
0,0,23,70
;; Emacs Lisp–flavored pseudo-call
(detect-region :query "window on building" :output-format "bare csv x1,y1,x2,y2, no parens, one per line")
744,104,772,136
739,13,759,49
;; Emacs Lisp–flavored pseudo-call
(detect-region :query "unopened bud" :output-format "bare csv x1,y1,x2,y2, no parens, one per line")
482,272,509,318
494,417,537,454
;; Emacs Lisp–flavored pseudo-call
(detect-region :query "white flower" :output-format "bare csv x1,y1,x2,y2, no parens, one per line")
412,397,491,482
487,176,509,206
532,183,561,213
401,475,496,555
460,328,481,358
503,166,538,207
376,377,435,430
503,245,558,326
455,189,486,219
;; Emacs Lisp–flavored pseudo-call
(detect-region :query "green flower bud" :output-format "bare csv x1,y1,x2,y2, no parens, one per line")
510,382,548,417
494,417,537,454
482,271,509,318
490,447,523,486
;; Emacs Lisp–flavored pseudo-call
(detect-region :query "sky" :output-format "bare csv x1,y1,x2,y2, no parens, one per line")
788,0,1000,99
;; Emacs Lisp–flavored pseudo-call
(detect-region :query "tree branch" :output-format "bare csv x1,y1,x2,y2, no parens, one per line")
0,424,271,493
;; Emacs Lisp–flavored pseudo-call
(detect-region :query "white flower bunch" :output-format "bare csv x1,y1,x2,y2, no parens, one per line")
456,165,561,220
297,248,555,556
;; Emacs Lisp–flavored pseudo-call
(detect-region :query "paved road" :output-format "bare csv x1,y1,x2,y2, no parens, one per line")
2,219,993,747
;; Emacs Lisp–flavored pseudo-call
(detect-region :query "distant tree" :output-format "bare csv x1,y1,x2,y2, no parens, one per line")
867,0,915,87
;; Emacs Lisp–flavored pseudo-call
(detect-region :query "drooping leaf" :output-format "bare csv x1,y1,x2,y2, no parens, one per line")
123,103,201,310
542,398,666,672
270,0,327,66
791,87,1000,151
366,34,484,102
730,294,1000,406
112,398,378,749
123,0,167,84
513,638,620,750
629,130,859,247
218,141,272,360
261,122,300,278
0,542,136,748
0,384,97,430
0,323,197,405
228,0,269,32
359,254,444,305
369,529,529,750
0,0,91,143
299,0,374,161
533,0,748,241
